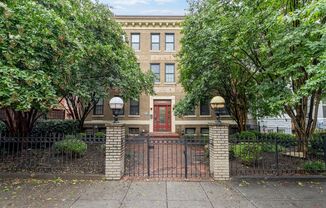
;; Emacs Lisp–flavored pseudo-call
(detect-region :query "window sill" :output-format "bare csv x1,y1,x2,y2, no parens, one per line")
164,50,176,53
150,50,161,53
164,82,176,85
92,115,104,118
128,115,141,118
184,115,196,118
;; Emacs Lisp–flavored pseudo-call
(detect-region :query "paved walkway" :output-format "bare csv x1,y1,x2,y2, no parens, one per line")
1,179,326,208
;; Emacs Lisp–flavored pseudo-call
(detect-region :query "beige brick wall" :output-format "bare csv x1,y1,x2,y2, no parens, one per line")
105,123,125,180
209,124,230,181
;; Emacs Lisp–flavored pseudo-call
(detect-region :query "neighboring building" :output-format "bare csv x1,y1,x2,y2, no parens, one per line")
258,97,326,134
84,15,234,136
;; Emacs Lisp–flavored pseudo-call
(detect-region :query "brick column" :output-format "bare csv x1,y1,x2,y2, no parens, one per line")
105,123,125,180
209,123,230,181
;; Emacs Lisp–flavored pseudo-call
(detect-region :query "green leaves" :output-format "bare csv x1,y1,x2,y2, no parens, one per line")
0,0,153,130
0,65,57,111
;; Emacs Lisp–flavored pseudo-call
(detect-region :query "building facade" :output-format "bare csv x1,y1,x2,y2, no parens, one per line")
84,16,234,136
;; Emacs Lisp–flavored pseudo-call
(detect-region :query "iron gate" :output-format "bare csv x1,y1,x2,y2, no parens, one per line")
124,135,210,179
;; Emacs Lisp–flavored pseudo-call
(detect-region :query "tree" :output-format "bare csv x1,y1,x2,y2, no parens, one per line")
177,0,325,146
41,0,154,130
175,0,258,131
0,0,153,134
0,0,76,135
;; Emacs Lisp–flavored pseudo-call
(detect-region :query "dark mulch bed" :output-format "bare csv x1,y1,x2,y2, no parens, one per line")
0,144,105,174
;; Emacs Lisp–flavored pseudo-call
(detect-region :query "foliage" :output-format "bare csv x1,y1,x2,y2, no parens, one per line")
32,120,79,135
308,133,325,156
181,0,325,140
0,121,6,133
95,132,105,138
0,0,153,134
231,131,257,140
231,143,262,165
303,161,326,173
41,0,154,130
54,136,87,156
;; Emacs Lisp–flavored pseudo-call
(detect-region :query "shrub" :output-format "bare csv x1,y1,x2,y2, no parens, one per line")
95,131,105,138
231,142,262,165
0,121,6,134
304,161,326,173
78,132,87,138
308,133,325,156
32,120,80,135
259,132,296,147
54,136,87,156
231,131,257,142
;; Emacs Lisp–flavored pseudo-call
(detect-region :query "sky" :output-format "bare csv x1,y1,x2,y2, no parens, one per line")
97,0,188,16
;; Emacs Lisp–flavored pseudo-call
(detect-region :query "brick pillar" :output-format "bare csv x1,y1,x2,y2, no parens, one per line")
105,123,125,180
209,123,230,181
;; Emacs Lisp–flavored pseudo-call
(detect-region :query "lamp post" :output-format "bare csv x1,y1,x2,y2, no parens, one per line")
109,97,124,123
210,96,225,124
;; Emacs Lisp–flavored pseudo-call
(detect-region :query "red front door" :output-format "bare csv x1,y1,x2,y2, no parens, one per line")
153,101,171,132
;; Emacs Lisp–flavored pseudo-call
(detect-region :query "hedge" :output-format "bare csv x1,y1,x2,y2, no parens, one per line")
0,121,6,133
32,120,80,135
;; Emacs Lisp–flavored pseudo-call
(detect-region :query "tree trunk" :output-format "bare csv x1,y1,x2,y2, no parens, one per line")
2,108,42,136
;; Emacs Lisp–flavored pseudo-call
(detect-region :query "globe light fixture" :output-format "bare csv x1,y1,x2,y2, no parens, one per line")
210,96,225,124
109,97,124,123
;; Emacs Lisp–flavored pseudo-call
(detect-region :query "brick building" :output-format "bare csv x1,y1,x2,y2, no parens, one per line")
84,16,234,136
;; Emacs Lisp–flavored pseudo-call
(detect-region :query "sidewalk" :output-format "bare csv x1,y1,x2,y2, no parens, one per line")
1,179,325,208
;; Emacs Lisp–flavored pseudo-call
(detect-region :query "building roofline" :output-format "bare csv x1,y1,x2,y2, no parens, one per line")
114,15,185,20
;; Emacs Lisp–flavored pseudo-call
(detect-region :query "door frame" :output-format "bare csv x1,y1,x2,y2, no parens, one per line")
153,100,172,132
150,96,176,133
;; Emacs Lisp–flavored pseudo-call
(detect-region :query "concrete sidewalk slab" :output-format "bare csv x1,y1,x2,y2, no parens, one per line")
125,181,166,201
167,182,207,201
1,179,326,208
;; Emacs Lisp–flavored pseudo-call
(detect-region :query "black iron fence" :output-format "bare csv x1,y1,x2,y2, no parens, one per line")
0,134,105,175
230,134,326,176
124,135,210,179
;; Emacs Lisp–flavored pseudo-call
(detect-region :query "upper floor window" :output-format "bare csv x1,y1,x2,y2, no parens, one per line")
129,99,140,116
131,33,140,50
165,33,175,52
200,99,210,116
151,64,160,83
151,33,160,51
165,64,175,83
93,98,104,115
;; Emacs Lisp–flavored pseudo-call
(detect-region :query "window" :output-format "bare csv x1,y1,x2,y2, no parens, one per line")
131,33,140,50
129,99,139,115
165,64,175,83
129,128,140,135
200,99,210,116
151,33,160,51
165,33,175,52
93,98,104,115
151,64,160,83
200,128,209,135
185,128,196,135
